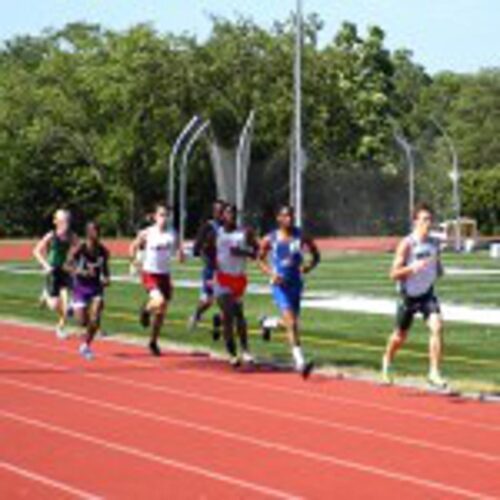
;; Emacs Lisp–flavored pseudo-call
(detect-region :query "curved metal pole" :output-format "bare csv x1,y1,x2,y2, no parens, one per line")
431,117,461,250
393,130,416,229
167,116,201,219
179,120,210,245
236,110,255,224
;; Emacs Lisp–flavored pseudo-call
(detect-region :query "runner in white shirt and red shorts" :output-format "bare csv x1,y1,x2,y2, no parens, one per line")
130,205,180,356
210,204,258,367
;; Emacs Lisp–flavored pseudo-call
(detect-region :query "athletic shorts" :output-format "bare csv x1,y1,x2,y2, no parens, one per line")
272,281,303,315
141,272,173,301
215,272,247,300
72,283,103,309
45,268,72,298
396,291,441,331
201,266,215,300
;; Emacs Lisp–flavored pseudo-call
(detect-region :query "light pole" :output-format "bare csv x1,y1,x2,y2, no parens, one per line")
179,120,210,245
431,117,461,251
293,0,304,227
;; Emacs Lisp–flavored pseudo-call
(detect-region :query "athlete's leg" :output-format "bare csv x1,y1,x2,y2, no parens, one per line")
383,328,408,365
218,294,238,361
148,290,167,345
427,312,446,384
234,301,252,362
86,298,104,346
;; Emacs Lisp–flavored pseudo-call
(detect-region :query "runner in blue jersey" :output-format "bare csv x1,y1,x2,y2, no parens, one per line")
258,205,320,378
188,200,225,339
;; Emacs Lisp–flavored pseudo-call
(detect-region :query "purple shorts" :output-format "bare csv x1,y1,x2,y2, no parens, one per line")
72,282,103,309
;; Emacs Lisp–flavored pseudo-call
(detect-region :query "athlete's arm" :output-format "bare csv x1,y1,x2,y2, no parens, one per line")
390,239,429,281
102,246,111,286
257,236,273,276
193,222,209,257
33,232,53,273
301,236,321,274
231,227,258,259
65,233,81,273
129,231,146,264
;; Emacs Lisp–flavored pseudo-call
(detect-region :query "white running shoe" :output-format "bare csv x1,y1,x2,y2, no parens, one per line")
187,315,198,332
381,358,395,385
56,327,68,340
428,371,448,389
241,351,255,364
79,343,94,361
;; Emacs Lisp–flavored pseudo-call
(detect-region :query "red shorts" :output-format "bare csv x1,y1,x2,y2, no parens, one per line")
141,272,173,300
215,272,248,299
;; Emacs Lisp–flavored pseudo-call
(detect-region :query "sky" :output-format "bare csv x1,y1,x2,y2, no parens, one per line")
1,0,499,74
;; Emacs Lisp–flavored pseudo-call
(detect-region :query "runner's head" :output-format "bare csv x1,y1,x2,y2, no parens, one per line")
413,203,434,236
277,205,295,231
154,204,169,230
213,199,226,222
222,203,237,229
85,221,101,245
53,209,71,234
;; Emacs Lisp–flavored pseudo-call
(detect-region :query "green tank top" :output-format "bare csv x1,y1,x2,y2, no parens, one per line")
47,232,72,268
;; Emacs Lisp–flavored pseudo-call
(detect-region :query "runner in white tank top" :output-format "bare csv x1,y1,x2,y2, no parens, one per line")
211,204,258,367
130,205,181,357
382,203,447,389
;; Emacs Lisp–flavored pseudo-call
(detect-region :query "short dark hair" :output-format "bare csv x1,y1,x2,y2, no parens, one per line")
413,202,434,220
277,205,295,216
86,220,100,236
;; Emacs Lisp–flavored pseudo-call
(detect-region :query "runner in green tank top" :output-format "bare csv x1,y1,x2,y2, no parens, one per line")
34,209,79,339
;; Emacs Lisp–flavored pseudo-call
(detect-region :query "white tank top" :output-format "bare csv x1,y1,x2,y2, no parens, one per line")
216,227,247,276
142,226,176,275
401,233,440,297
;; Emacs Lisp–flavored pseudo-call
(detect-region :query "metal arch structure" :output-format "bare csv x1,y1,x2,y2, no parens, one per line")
178,120,211,245
393,127,417,229
431,117,462,251
236,110,256,225
167,116,202,216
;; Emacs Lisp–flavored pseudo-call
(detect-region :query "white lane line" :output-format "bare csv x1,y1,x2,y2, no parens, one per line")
1,328,500,435
0,361,495,500
0,460,102,500
1,350,497,464
0,408,300,500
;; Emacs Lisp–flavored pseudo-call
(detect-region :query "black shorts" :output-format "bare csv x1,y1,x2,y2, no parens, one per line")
46,268,72,298
396,291,441,331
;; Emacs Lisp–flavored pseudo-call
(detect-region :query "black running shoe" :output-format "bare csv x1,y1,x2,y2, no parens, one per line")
149,340,162,357
212,314,222,341
301,360,315,380
140,305,150,329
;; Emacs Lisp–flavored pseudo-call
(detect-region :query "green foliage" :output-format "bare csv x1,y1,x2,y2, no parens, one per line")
0,16,498,236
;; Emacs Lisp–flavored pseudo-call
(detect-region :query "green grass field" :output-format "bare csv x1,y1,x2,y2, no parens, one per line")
1,251,500,393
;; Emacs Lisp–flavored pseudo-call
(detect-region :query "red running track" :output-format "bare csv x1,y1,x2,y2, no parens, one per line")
0,321,499,499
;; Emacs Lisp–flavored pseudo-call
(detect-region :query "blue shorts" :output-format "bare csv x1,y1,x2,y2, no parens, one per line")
201,266,215,300
272,281,303,315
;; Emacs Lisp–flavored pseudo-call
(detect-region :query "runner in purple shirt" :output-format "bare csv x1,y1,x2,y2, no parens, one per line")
72,221,110,360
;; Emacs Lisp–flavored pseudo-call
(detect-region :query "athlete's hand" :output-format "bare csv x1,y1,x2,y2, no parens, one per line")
271,273,284,285
102,277,111,287
43,264,53,274
411,259,431,274
301,264,313,275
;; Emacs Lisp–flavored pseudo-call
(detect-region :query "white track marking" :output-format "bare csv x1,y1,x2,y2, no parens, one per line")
0,358,496,499
1,328,499,434
2,266,500,324
0,460,102,499
0,409,299,500
0,350,497,464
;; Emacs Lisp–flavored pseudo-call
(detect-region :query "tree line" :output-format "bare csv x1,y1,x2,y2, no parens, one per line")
0,16,498,236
